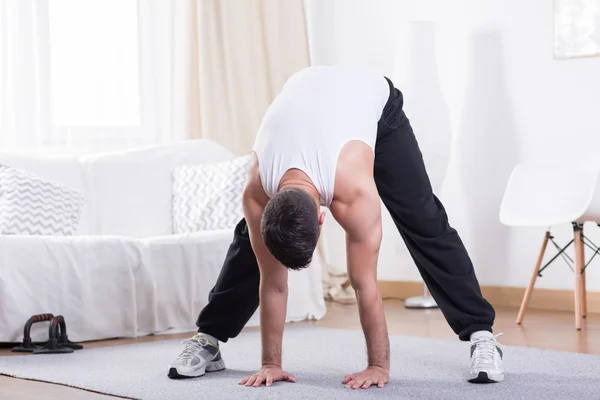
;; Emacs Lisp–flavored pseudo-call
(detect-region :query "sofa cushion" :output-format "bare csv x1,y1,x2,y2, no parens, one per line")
172,155,249,233
0,164,84,236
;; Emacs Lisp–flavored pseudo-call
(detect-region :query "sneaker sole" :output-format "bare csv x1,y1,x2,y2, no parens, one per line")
468,371,504,384
168,359,226,379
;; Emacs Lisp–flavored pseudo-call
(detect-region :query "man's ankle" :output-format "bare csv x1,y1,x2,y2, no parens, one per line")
197,332,219,346
470,330,493,341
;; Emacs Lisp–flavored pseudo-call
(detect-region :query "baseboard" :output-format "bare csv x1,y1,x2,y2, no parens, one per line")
378,280,600,314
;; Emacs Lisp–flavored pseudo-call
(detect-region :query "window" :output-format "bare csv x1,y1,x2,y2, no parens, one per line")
48,0,141,129
1,0,170,155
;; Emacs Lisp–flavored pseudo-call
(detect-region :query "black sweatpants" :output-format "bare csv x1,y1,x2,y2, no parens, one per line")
196,77,495,342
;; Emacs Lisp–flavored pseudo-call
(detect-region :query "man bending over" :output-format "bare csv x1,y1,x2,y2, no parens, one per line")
168,64,504,387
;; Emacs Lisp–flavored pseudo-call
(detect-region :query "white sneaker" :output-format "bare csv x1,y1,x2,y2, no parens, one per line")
168,333,226,379
468,331,504,383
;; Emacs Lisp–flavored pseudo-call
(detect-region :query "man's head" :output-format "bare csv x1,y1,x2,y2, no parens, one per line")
260,188,325,270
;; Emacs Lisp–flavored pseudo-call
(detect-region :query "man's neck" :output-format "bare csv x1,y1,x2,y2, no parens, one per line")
278,169,321,209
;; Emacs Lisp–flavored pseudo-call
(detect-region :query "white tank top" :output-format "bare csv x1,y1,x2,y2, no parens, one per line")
252,65,389,208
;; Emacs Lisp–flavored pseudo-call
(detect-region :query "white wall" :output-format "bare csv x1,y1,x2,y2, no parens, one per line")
305,0,600,290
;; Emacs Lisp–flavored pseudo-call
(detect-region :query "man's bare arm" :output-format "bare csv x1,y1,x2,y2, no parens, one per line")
330,179,389,372
242,176,288,368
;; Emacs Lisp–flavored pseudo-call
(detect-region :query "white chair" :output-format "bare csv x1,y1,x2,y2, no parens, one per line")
499,162,600,330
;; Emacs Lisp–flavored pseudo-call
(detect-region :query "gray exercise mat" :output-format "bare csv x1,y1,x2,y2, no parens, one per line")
0,326,599,400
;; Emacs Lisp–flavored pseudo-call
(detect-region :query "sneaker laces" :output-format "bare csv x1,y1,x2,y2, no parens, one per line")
472,333,503,365
176,335,209,361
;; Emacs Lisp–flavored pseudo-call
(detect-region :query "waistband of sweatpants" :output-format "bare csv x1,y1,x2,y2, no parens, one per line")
380,76,404,128
384,76,394,103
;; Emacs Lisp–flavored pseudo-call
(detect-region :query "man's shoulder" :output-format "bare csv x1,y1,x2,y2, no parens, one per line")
330,142,377,216
244,153,269,208
334,141,374,189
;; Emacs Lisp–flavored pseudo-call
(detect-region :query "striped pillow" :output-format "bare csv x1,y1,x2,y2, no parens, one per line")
0,164,84,236
172,155,249,233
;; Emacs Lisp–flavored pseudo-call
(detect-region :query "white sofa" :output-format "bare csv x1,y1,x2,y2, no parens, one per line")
0,139,326,343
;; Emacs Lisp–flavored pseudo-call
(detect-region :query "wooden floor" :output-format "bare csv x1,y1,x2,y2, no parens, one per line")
1,300,599,399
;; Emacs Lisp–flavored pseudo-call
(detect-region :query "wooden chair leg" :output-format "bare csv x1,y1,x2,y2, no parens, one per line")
517,231,550,325
580,227,587,318
573,226,584,330
581,264,587,318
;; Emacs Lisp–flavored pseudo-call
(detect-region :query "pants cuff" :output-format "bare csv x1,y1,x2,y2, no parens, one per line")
196,326,229,343
458,324,493,341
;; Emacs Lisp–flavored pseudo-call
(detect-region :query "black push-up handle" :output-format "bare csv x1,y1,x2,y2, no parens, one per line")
55,315,83,350
11,313,83,353
11,313,55,352
33,317,74,354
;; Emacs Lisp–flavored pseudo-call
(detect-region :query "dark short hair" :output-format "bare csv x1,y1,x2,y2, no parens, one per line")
260,188,320,270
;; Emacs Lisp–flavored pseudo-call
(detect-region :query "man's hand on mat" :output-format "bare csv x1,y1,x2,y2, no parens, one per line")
342,366,389,389
239,364,296,387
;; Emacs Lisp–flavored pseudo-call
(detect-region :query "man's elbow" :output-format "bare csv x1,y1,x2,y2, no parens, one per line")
260,279,288,296
348,275,380,295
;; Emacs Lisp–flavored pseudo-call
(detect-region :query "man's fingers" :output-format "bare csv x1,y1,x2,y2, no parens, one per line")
352,378,364,389
253,376,264,387
241,370,300,388
244,375,257,387
343,372,388,389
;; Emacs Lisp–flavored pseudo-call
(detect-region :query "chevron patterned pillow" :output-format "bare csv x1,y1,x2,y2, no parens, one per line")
0,164,84,236
172,155,249,233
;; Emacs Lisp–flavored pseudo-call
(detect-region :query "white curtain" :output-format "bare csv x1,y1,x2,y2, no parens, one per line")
0,0,50,153
0,0,180,156
174,0,311,155
0,0,310,156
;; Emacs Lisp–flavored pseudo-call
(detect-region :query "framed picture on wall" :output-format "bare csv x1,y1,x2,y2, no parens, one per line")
555,0,600,59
